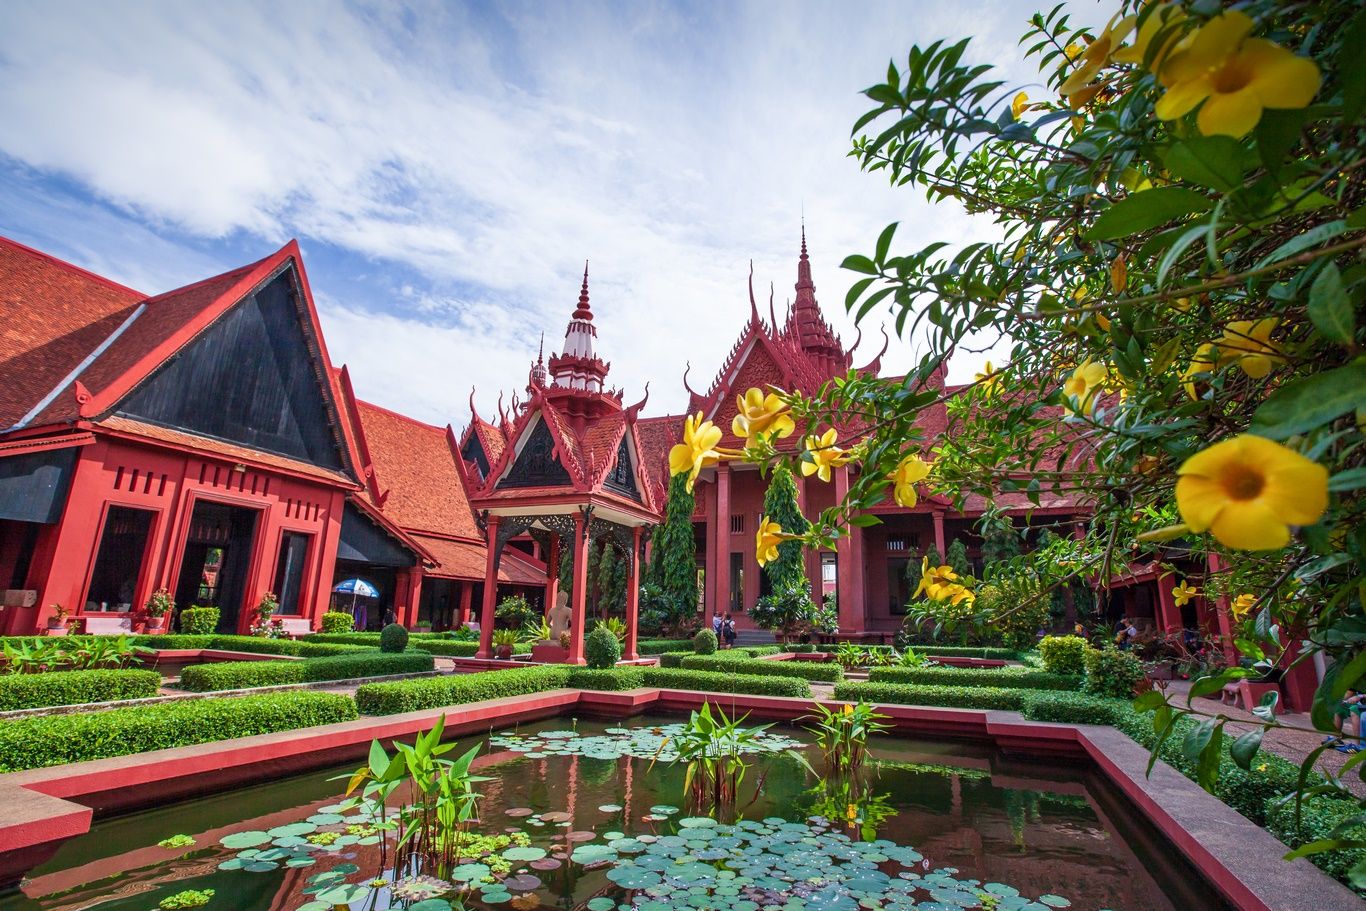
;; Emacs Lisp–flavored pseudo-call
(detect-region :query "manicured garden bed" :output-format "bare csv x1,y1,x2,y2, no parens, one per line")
0,668,162,711
679,654,843,682
177,650,436,692
866,666,1080,691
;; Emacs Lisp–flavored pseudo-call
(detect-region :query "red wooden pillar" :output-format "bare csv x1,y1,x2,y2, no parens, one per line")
932,510,946,556
1205,553,1238,663
834,466,862,635
403,571,423,628
457,581,473,628
713,464,731,621
624,525,642,661
544,535,561,616
1155,574,1181,633
703,480,719,621
33,445,110,633
476,515,502,659
566,512,589,665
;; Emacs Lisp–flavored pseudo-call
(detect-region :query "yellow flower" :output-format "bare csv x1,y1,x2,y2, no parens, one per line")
1230,593,1257,621
731,387,795,440
755,515,787,567
1011,91,1031,119
939,583,976,606
846,803,858,822
1218,318,1284,379
1182,342,1220,400
1059,13,1135,108
842,703,854,716
891,454,930,508
1063,359,1108,417
1176,435,1328,551
913,558,970,603
1112,2,1186,69
668,412,723,493
1155,11,1321,138
800,428,851,482
1171,580,1200,607
974,360,1001,395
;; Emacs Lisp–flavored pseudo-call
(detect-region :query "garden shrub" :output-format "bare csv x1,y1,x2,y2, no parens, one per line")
320,611,355,634
177,607,219,636
693,628,717,654
635,638,694,656
1018,691,1130,726
867,666,1079,691
178,650,434,692
134,635,369,658
656,652,688,668
833,681,1025,711
567,667,645,690
790,643,817,653
1082,647,1145,698
740,645,782,658
0,668,162,710
379,623,409,653
0,691,357,772
584,625,622,669
356,665,573,715
680,654,843,682
642,667,811,698
886,644,1022,660
1266,795,1366,894
1037,635,1088,676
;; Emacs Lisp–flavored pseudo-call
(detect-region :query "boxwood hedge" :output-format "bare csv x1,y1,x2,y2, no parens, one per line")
566,667,646,690
0,668,162,711
0,691,357,772
680,655,843,682
1266,795,1366,894
356,666,573,715
642,667,811,698
178,650,435,692
833,681,1025,711
868,666,1079,691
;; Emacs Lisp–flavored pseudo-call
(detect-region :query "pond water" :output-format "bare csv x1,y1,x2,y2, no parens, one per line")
0,714,1227,911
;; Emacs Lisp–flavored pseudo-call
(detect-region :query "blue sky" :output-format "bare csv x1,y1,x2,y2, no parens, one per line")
0,0,1097,425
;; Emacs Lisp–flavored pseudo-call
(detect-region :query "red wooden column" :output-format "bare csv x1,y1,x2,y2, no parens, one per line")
834,466,862,636
566,511,589,665
1205,553,1238,663
713,464,731,621
703,479,719,620
405,571,423,628
475,515,502,659
457,581,473,628
624,525,642,661
931,510,946,556
544,535,561,616
1155,574,1180,633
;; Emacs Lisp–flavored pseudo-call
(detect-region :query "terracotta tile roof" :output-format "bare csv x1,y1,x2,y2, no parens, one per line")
97,415,355,485
351,398,481,539
634,413,683,504
471,417,507,466
413,534,546,585
0,236,143,429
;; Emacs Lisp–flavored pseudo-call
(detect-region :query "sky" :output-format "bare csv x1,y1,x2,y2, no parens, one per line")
0,0,1099,427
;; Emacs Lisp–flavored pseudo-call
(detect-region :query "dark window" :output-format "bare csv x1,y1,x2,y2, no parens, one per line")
729,552,745,613
499,420,571,488
116,269,345,470
729,514,745,535
86,506,154,611
604,435,641,500
887,557,911,614
273,532,310,615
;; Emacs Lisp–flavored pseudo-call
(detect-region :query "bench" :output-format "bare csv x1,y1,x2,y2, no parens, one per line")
82,615,135,635
276,617,313,638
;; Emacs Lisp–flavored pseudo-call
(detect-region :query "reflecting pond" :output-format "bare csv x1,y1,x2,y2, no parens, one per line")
0,714,1228,911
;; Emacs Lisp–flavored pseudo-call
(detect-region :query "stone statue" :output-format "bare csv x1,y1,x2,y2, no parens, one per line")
547,591,572,640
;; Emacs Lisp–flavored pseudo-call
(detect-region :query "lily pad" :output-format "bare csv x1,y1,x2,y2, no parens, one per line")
220,830,271,849
503,846,547,862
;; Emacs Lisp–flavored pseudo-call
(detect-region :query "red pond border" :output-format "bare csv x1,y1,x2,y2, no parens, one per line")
0,688,1354,910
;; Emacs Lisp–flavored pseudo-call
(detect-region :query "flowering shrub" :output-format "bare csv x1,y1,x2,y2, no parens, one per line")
320,611,355,634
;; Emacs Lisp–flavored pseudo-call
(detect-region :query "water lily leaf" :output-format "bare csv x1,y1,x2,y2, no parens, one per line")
220,830,271,849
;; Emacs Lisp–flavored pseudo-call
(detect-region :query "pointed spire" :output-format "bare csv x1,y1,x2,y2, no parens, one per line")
796,224,814,292
538,332,545,363
573,261,592,321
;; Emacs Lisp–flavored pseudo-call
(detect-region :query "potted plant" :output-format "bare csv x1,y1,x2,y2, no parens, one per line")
142,589,174,633
45,603,70,635
248,593,285,638
492,628,518,660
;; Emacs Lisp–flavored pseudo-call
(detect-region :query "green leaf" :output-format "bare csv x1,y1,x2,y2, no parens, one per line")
1254,220,1347,270
842,255,879,275
1254,108,1309,174
1155,221,1212,288
1307,262,1356,346
875,222,898,264
1086,187,1214,241
1249,362,1366,439
1162,136,1247,191
1329,467,1366,492
1230,728,1263,769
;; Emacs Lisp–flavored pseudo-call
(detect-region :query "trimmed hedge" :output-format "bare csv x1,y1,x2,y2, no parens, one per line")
356,666,572,715
0,691,357,772
680,654,843,682
891,645,1024,660
635,639,695,656
657,652,689,668
137,635,370,658
642,667,811,698
1017,691,1131,726
867,666,1080,691
179,650,434,692
566,667,646,690
833,681,1025,711
1266,795,1366,893
0,668,162,710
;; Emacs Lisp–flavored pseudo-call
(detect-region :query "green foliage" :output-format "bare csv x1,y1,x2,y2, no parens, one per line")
680,654,844,682
944,540,972,578
0,691,357,772
666,702,770,814
656,651,689,668
157,834,196,849
1082,647,1145,698
658,474,701,629
320,611,354,634
693,628,718,655
790,643,818,654
635,638,695,655
0,668,161,710
379,623,409,653
834,681,1025,711
642,667,811,698
888,644,1022,660
566,667,646,690
1038,635,1089,676
1017,691,1131,726
355,666,573,715
1266,796,1366,894
178,607,220,636
868,665,1079,691
584,624,623,669
494,595,537,630
178,650,433,692
804,701,890,775
159,889,214,910
761,463,811,587
749,578,817,643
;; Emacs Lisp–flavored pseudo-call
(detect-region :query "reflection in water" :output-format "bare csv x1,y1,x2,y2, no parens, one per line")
0,715,1228,911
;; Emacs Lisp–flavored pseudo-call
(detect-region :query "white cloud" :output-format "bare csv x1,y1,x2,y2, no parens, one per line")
0,0,1099,425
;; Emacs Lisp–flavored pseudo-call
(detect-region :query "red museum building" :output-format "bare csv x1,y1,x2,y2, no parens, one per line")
0,229,1259,680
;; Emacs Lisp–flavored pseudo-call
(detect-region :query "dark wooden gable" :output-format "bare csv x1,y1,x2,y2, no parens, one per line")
497,418,571,489
116,268,345,470
461,433,490,481
603,433,640,500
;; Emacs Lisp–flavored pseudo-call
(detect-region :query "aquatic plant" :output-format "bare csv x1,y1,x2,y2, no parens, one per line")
804,701,891,776
157,834,196,849
804,774,898,841
158,889,214,909
341,714,488,879
655,702,773,817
